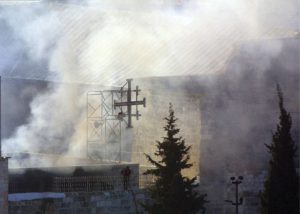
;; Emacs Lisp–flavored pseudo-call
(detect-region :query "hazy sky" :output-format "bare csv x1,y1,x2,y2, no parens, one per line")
0,0,298,84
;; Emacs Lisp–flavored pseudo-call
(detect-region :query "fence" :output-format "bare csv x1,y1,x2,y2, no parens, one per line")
53,175,124,192
9,175,155,193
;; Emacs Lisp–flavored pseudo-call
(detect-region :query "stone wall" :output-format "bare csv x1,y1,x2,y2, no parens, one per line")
237,171,267,214
9,190,147,214
0,157,9,214
202,171,267,214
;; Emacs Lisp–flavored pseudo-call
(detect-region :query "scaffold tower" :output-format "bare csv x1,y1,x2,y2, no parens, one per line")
87,79,146,161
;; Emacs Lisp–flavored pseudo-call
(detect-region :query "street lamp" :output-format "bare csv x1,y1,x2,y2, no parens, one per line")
225,176,243,214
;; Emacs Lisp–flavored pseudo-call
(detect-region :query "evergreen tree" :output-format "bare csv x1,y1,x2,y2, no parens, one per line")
261,84,299,214
143,104,207,214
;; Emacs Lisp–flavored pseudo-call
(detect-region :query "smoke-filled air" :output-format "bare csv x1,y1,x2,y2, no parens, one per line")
0,0,298,167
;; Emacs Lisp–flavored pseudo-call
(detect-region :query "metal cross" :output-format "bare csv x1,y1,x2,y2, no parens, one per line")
114,79,146,128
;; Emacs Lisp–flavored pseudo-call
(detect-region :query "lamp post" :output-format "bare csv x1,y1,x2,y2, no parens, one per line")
225,176,243,214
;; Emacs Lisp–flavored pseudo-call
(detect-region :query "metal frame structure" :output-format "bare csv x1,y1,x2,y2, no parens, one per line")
87,79,146,161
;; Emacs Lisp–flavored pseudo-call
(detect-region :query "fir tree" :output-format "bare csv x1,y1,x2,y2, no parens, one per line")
261,84,299,214
143,104,207,214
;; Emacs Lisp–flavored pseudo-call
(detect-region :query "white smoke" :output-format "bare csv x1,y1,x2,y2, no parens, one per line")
1,0,298,167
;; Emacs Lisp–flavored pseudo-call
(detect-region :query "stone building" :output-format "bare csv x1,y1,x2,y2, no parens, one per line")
130,78,201,178
198,37,300,213
0,157,9,214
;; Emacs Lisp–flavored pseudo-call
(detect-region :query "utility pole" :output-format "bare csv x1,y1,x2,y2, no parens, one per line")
225,176,243,214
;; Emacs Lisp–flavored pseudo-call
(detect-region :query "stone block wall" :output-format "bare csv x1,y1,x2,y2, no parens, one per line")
9,190,146,214
0,157,9,214
201,171,267,214
225,171,267,214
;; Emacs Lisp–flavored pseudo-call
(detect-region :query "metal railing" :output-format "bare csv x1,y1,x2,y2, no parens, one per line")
53,175,155,192
53,176,117,192
9,175,156,193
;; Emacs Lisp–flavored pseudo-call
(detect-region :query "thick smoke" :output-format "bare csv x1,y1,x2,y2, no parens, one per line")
0,0,298,167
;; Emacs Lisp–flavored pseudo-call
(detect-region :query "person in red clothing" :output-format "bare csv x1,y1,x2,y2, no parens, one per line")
121,166,131,190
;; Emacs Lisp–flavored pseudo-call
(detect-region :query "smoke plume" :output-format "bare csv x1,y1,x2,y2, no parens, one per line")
0,0,298,167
